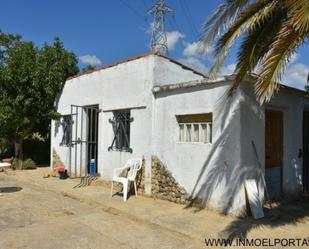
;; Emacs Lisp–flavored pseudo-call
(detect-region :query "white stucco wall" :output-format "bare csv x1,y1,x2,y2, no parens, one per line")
153,57,203,86
51,54,204,194
152,81,246,215
240,83,307,199
152,80,308,215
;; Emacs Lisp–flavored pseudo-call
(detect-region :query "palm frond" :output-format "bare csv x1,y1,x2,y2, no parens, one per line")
287,0,309,34
229,4,285,93
200,0,309,102
255,24,306,103
208,0,279,78
199,0,249,52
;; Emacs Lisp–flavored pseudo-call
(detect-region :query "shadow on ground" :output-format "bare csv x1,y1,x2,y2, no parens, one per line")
73,176,98,188
0,186,22,193
219,196,309,239
111,185,137,200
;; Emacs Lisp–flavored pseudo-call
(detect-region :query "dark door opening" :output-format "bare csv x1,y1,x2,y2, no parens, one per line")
303,110,309,193
86,106,99,174
265,109,284,199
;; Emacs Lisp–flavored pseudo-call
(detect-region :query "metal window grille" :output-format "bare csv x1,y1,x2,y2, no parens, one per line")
60,115,72,146
108,110,133,152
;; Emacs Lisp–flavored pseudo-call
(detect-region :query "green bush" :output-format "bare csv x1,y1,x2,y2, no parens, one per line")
22,158,37,170
0,137,12,159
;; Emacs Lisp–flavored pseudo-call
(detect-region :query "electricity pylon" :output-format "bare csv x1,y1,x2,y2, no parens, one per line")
146,0,174,56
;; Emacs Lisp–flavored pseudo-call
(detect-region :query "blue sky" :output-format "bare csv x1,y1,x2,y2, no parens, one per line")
0,0,308,89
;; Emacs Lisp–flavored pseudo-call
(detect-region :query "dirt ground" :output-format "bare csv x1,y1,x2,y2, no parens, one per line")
0,168,308,249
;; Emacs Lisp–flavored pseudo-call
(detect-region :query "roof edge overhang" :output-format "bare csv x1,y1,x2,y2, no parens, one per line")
152,77,228,94
153,73,307,98
66,51,207,81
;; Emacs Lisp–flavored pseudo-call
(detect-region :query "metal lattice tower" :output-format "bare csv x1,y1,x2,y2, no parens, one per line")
147,0,174,56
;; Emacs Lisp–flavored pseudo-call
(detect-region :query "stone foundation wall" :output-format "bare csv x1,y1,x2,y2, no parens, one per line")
136,160,145,194
151,156,190,205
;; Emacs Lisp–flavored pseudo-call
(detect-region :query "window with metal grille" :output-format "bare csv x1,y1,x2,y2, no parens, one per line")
177,113,213,144
60,115,72,146
108,110,132,152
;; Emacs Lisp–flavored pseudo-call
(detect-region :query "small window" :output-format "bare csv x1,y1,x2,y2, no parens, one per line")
109,110,132,152
186,124,192,142
60,115,72,146
193,124,199,142
177,113,212,144
179,124,185,141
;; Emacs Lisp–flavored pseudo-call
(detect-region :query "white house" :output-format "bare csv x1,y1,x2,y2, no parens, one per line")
51,52,309,216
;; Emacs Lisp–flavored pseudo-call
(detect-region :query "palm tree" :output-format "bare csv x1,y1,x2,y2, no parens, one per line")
200,0,309,103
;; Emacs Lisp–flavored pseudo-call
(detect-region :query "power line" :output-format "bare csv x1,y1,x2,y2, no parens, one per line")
118,0,146,23
182,0,198,33
177,0,197,37
172,16,184,34
178,0,196,36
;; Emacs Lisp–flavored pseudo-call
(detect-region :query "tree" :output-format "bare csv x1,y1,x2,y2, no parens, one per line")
200,0,309,103
0,32,79,169
82,65,96,73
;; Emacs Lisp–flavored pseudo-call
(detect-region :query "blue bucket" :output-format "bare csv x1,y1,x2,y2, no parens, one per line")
90,159,96,176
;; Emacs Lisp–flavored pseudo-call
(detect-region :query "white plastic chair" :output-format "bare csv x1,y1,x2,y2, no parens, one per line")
0,162,11,168
0,162,11,196
110,158,142,202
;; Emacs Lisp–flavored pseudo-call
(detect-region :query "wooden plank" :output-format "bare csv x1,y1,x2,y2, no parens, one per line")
245,179,264,219
176,113,212,123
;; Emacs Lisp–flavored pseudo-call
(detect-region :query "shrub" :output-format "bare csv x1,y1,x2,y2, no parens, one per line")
22,158,37,170
0,137,12,159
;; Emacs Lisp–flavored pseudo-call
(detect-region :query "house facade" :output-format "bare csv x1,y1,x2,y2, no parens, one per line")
51,53,309,216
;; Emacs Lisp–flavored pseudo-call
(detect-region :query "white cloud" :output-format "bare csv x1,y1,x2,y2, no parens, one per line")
183,41,214,59
220,63,236,76
183,42,203,58
145,21,154,35
145,22,184,51
79,55,102,66
166,31,185,51
179,57,209,74
290,53,300,64
282,63,309,90
179,42,215,75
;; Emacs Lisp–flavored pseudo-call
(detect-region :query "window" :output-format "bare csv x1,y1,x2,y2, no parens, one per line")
60,115,72,146
108,110,132,152
177,113,212,144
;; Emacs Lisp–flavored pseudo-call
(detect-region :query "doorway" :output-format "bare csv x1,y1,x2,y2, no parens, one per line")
265,109,284,199
303,110,309,193
86,106,99,174
69,105,99,177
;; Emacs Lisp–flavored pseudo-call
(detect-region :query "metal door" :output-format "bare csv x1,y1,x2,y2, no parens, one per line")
69,105,99,177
